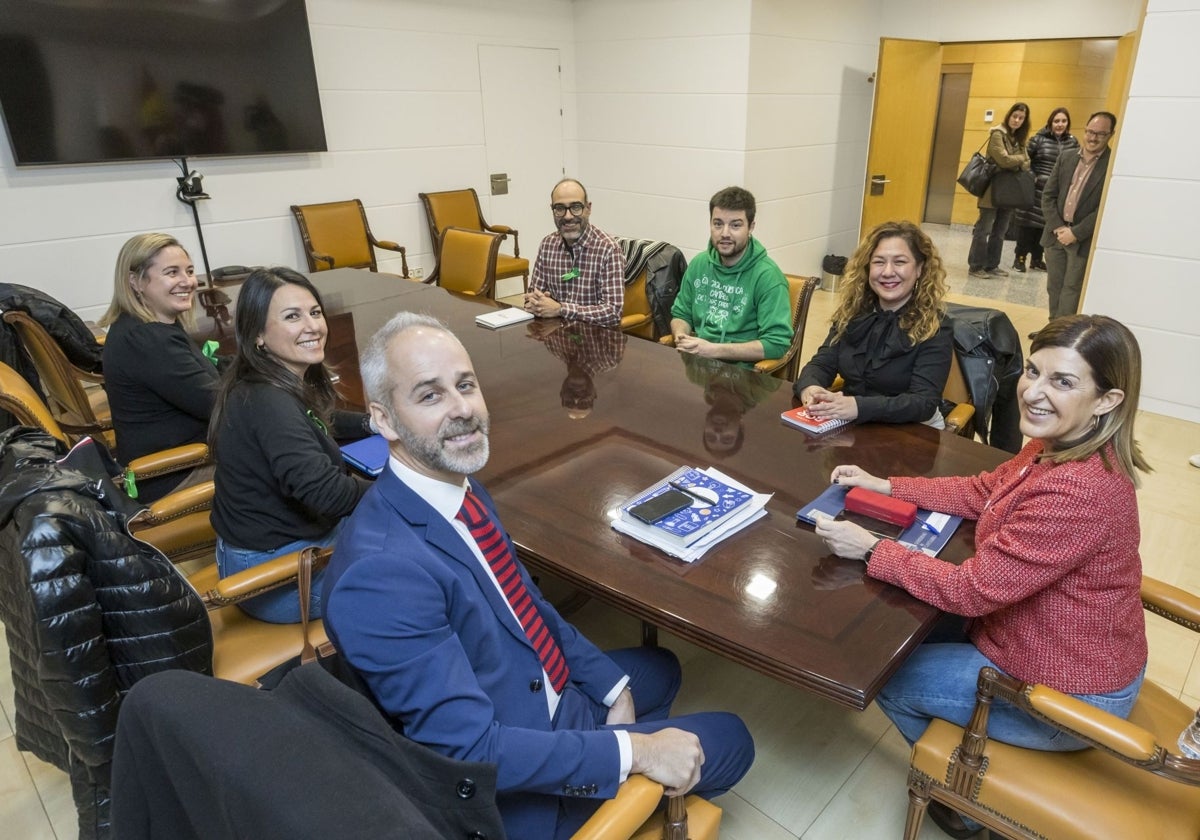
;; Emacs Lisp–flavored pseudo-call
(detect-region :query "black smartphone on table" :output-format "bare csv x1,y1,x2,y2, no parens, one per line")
627,489,693,524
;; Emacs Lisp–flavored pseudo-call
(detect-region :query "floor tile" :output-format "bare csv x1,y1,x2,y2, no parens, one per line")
0,736,55,840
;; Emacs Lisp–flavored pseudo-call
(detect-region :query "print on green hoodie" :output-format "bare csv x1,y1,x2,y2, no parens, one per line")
671,237,794,362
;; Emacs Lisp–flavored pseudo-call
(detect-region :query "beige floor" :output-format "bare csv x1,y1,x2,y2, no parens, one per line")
4,227,1198,838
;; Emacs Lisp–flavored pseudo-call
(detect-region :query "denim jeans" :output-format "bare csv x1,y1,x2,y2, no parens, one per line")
216,521,343,624
967,206,1015,271
876,642,1145,750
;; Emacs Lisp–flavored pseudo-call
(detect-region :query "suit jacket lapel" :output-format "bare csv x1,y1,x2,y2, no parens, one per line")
375,469,535,652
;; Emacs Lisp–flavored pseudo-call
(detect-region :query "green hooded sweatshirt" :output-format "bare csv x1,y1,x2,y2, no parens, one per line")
671,237,794,362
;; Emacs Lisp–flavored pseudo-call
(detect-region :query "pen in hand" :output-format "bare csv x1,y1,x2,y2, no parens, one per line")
917,517,941,535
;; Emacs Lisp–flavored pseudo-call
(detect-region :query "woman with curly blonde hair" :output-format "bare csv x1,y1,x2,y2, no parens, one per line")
794,220,953,427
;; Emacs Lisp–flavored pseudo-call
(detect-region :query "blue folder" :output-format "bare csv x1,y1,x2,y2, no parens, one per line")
340,434,389,477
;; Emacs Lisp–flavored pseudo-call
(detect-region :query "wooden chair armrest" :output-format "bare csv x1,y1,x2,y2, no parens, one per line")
309,250,335,269
58,418,113,436
755,356,785,374
1025,683,1159,761
125,443,210,480
570,775,664,840
620,314,653,331
192,547,333,608
141,480,214,523
944,403,975,434
829,375,845,391
369,239,410,278
485,225,519,256
79,369,105,385
1142,576,1200,631
659,335,675,346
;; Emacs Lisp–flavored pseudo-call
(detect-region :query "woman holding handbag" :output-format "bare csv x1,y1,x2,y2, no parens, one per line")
967,103,1031,279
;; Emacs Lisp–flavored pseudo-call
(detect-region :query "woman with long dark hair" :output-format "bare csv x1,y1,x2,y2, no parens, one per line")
967,102,1031,278
1012,107,1079,273
209,267,369,623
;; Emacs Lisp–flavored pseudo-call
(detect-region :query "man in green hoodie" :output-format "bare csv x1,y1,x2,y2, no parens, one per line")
670,186,793,366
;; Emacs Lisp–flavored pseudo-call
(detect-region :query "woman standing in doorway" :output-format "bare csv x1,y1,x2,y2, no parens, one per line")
967,102,1031,279
1012,107,1079,273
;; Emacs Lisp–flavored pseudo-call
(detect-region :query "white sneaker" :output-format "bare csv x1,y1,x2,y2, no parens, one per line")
1190,454,1200,469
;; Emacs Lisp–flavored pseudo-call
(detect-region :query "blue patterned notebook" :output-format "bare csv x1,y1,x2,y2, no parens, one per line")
620,467,753,548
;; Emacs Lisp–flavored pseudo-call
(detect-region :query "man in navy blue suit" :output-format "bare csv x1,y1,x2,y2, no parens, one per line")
324,312,754,840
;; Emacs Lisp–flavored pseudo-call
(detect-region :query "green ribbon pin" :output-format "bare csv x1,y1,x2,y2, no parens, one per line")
561,268,580,282
201,340,220,367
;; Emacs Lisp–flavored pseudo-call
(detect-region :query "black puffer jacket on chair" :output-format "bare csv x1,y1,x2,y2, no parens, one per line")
0,427,212,840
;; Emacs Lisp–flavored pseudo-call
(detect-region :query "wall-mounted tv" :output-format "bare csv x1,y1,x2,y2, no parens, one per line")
0,0,327,166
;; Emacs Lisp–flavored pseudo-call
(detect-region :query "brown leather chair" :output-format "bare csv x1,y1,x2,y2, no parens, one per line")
904,576,1200,840
754,275,820,381
940,354,976,437
429,226,503,299
3,309,114,446
419,188,529,291
620,270,655,340
290,199,410,277
0,360,214,561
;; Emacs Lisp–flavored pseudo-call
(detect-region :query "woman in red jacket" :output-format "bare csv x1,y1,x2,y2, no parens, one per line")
816,314,1150,834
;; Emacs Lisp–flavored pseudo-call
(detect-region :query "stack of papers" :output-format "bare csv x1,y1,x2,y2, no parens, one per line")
475,307,534,329
611,466,771,563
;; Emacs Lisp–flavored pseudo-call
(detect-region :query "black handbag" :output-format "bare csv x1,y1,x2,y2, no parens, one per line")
991,169,1036,209
956,139,996,197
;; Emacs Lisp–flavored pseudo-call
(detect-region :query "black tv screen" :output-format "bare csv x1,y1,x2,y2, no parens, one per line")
0,0,328,166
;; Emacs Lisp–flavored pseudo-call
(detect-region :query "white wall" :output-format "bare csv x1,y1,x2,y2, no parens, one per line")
878,0,1142,40
0,0,577,320
746,0,881,275
571,0,752,258
1083,0,1200,422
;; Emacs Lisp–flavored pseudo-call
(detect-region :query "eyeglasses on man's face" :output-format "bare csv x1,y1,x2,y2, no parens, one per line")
1084,129,1111,139
551,202,587,218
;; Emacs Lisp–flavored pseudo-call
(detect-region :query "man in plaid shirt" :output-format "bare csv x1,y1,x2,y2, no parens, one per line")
525,179,625,327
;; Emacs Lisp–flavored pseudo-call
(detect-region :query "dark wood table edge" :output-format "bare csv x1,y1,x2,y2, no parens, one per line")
516,543,938,711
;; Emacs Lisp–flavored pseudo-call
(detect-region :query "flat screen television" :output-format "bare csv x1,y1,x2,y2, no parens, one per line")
0,0,328,166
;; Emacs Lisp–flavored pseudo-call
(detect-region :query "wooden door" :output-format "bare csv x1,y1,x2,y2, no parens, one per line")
860,39,942,236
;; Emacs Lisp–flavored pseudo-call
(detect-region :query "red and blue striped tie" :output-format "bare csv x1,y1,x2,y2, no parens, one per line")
457,490,570,693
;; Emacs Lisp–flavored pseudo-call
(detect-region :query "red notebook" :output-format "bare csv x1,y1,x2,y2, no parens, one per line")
780,405,851,435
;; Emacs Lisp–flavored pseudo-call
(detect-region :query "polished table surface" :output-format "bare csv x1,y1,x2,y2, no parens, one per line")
195,268,1009,710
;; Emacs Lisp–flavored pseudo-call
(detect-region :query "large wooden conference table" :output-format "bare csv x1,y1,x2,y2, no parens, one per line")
196,268,1008,710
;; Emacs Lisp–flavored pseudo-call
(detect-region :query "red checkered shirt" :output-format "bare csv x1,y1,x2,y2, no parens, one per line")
530,224,625,327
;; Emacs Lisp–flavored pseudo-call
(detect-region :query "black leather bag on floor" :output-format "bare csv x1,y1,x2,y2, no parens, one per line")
991,169,1036,209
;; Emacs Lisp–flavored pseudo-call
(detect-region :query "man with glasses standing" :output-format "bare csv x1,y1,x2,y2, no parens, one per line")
1039,111,1118,324
525,178,625,327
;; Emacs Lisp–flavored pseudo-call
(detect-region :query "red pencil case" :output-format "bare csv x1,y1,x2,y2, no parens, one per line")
844,486,917,528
